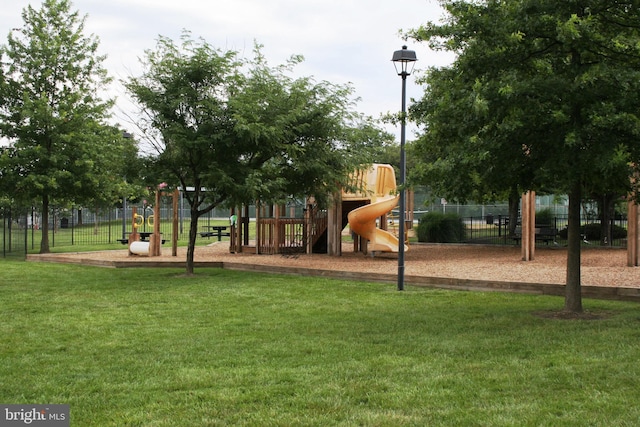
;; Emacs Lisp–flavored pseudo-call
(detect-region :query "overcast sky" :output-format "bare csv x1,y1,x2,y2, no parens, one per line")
1,0,454,140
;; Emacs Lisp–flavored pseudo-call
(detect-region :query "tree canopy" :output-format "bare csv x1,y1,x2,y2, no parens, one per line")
408,0,640,311
126,34,386,273
0,0,130,253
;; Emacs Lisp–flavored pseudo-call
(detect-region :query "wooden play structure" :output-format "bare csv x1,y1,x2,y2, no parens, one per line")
339,163,410,255
228,200,328,255
228,164,413,256
128,187,179,257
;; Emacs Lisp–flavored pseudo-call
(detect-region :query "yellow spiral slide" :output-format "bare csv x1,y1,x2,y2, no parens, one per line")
344,164,408,253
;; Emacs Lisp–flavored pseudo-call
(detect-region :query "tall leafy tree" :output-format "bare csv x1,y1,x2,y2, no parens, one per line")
409,0,640,312
127,35,368,274
226,47,358,208
342,117,397,171
0,0,123,253
126,34,240,274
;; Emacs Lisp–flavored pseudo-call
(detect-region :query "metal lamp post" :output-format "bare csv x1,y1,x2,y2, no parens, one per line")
121,131,133,241
392,45,417,291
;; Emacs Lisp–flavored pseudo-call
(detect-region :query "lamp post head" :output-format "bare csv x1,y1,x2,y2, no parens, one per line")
392,45,417,77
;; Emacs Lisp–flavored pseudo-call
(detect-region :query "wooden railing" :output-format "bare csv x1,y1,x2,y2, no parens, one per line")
308,204,328,249
257,218,306,254
255,203,328,255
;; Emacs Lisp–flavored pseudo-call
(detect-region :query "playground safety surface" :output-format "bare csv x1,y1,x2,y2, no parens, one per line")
28,243,640,302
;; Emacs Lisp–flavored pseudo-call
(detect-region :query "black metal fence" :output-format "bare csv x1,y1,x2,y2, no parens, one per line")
1,202,234,257
2,206,631,258
463,214,628,247
1,207,29,259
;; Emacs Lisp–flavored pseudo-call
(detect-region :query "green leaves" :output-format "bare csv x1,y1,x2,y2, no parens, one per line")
0,0,113,171
409,0,640,200
408,0,640,307
126,34,382,269
0,0,125,252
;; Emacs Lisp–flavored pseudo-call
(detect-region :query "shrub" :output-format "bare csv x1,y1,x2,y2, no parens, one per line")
417,212,466,243
535,208,554,226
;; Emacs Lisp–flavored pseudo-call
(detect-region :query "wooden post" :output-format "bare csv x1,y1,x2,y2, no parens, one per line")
521,193,528,261
274,204,281,254
229,207,237,253
327,193,342,256
305,197,312,254
149,190,162,257
252,204,258,254
628,200,639,266
521,191,536,261
237,205,244,253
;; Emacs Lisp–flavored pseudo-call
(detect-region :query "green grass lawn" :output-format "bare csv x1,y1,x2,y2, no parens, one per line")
1,261,639,426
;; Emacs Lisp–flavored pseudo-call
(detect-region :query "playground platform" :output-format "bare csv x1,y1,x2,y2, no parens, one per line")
27,243,640,303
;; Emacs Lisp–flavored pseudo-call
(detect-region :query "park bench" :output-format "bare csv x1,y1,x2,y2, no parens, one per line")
512,225,558,245
199,225,230,241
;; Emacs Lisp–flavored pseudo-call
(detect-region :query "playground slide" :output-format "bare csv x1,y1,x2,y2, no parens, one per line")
348,195,408,253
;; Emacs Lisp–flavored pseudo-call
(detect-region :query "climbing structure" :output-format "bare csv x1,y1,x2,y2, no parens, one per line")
229,164,411,256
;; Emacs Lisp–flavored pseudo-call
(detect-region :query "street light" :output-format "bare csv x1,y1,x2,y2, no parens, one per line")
392,45,417,291
121,131,133,241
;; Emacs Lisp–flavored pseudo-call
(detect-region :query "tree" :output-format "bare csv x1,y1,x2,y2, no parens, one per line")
126,34,240,274
409,64,535,236
127,35,369,274
226,46,364,208
408,0,640,312
341,116,397,168
0,0,124,253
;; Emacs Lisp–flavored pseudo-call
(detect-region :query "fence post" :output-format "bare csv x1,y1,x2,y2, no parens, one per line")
71,207,74,246
23,212,28,257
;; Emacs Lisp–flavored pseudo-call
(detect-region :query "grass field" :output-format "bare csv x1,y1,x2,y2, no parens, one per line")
1,261,639,426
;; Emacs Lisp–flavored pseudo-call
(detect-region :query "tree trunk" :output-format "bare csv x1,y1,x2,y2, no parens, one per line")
564,181,583,312
508,186,520,236
186,207,199,275
599,194,614,246
40,194,50,254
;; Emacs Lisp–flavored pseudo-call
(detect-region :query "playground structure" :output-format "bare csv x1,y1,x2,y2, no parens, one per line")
344,164,408,254
229,164,412,256
128,208,150,255
119,175,640,264
228,200,328,255
128,187,179,257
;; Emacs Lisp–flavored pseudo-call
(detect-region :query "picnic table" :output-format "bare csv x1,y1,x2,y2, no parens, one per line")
199,225,230,241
